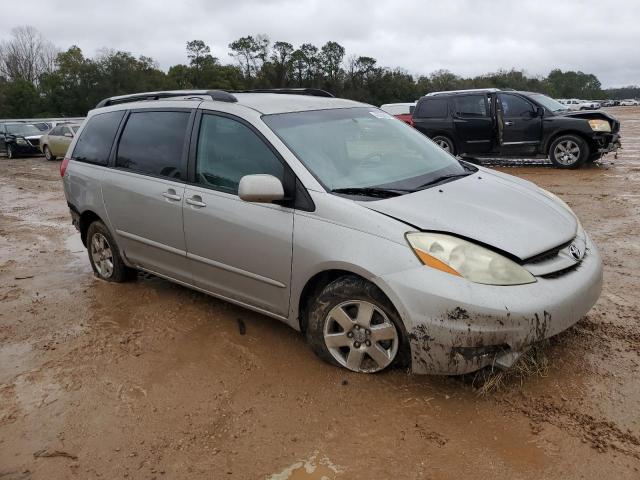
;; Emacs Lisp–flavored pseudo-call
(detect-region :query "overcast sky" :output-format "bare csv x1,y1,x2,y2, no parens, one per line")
3,0,639,87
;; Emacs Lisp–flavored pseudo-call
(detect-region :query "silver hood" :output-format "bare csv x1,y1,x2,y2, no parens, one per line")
364,169,577,260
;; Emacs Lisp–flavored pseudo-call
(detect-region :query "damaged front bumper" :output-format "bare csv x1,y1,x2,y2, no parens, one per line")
595,132,621,154
378,235,603,375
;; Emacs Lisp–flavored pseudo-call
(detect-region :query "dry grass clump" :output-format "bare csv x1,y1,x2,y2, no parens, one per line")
465,341,550,395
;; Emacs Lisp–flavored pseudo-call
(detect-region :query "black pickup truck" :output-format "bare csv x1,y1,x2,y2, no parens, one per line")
412,88,621,168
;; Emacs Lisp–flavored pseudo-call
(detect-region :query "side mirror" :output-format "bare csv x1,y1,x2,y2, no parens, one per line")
238,174,285,203
533,107,544,117
64,132,73,138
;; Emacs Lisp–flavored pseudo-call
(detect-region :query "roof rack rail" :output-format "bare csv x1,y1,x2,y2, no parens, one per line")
233,88,334,98
95,90,237,108
425,88,501,97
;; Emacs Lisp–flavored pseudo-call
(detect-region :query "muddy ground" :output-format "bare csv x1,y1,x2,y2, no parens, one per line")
1,106,639,479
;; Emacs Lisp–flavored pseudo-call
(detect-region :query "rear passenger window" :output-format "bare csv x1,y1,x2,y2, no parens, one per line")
415,98,448,118
72,111,125,165
196,114,284,194
116,111,190,179
454,95,488,117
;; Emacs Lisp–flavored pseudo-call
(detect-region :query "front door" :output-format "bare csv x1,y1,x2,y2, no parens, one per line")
452,94,493,154
183,112,294,317
497,93,542,153
101,109,193,282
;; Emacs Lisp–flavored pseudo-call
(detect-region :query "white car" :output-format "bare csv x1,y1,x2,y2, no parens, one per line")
562,99,600,111
619,99,639,106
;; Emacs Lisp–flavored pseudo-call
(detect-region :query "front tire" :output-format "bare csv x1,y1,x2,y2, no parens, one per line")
86,221,134,282
431,135,456,155
6,144,14,159
549,135,588,169
44,145,56,161
306,276,407,373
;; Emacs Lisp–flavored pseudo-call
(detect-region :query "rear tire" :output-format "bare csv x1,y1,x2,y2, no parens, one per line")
306,275,409,374
86,221,135,282
549,135,588,169
432,135,456,155
44,145,56,161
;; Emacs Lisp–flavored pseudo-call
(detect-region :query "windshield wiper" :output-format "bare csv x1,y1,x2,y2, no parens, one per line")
417,172,471,189
331,187,412,198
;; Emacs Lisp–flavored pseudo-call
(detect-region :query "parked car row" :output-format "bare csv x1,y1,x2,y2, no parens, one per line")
556,99,601,110
0,120,80,160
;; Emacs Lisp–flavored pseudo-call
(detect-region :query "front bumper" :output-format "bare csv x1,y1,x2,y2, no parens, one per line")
595,133,621,154
378,235,603,375
12,142,41,155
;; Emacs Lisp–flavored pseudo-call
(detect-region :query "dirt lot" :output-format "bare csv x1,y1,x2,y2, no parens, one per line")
1,106,639,479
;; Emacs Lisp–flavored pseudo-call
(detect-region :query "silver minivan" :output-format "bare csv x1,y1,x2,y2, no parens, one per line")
62,89,603,375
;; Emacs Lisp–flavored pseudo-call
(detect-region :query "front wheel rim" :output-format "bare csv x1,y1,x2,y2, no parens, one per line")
553,140,581,165
44,147,51,159
323,300,399,373
90,233,114,278
7,146,13,158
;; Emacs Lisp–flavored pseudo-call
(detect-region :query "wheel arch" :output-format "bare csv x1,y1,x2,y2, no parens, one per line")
296,268,402,335
78,210,104,247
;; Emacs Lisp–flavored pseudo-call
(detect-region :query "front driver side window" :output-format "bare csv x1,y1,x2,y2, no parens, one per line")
196,114,284,194
498,93,535,117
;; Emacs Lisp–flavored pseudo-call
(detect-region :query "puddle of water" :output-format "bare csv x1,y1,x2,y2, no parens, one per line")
268,453,341,480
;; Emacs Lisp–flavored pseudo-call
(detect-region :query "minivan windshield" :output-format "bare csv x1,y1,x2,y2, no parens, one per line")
6,124,41,136
263,107,468,194
528,93,568,112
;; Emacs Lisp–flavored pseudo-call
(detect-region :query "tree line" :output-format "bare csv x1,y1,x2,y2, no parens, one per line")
0,26,637,118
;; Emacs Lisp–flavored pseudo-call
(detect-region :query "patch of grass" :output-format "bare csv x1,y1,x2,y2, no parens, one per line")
466,341,550,396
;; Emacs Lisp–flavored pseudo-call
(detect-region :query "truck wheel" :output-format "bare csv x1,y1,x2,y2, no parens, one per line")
549,135,588,169
432,135,456,155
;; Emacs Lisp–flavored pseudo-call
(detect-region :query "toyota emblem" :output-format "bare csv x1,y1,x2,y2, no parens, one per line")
569,244,581,260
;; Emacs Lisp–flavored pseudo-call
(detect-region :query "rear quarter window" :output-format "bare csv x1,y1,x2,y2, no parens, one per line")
415,98,448,118
72,111,125,165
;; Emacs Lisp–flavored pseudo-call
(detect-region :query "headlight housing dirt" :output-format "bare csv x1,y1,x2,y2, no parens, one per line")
406,232,536,285
588,119,611,132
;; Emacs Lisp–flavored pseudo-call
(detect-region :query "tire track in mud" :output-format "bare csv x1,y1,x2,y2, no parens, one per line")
500,395,640,459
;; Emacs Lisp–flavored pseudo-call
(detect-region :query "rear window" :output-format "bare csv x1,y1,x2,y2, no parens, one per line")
454,95,488,117
115,110,190,179
415,98,448,118
72,111,125,165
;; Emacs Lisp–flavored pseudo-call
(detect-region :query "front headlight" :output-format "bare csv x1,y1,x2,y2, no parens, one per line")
16,138,27,145
588,119,611,132
406,232,536,285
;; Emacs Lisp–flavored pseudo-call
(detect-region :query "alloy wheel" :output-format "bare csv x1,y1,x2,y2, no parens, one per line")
435,138,451,152
44,146,52,160
323,300,399,373
90,232,114,278
554,140,581,166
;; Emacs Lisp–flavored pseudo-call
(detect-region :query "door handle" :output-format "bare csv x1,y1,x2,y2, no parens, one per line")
162,189,182,201
504,121,514,126
186,195,206,208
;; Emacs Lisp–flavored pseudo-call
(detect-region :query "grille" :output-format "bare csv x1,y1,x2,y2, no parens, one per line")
524,239,573,265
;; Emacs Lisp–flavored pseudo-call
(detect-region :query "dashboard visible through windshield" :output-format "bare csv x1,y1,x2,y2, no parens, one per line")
263,107,471,197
